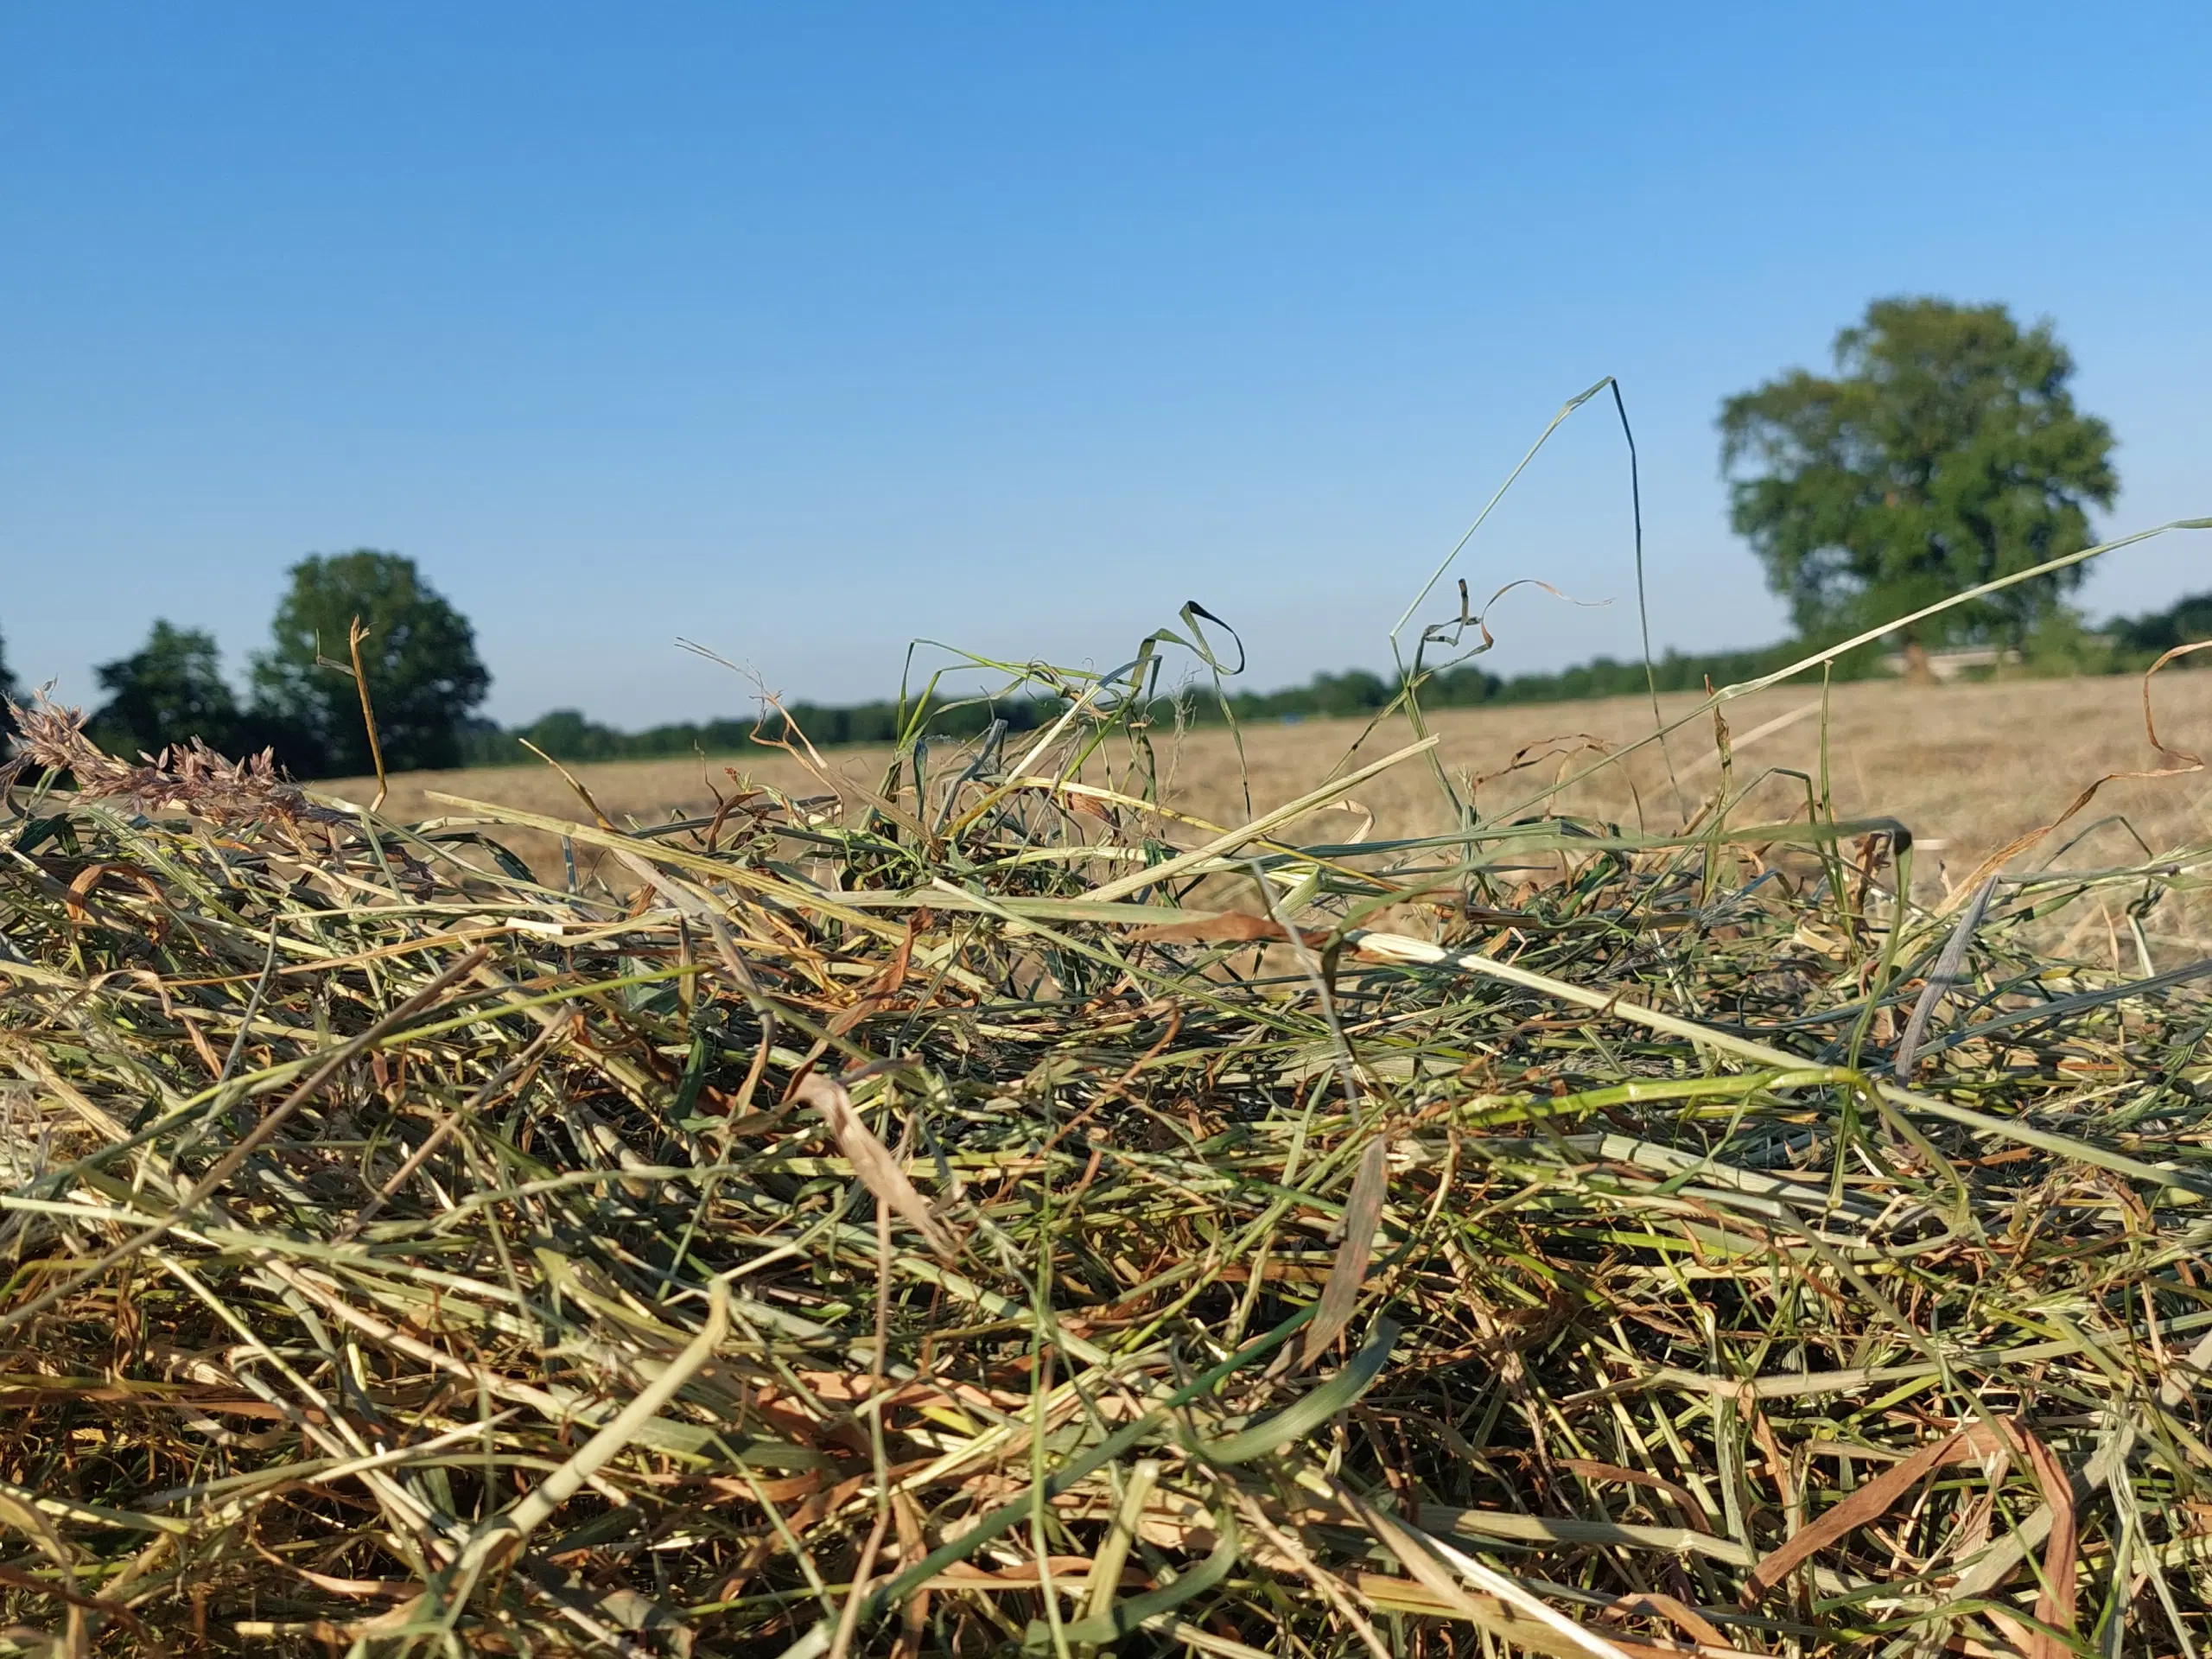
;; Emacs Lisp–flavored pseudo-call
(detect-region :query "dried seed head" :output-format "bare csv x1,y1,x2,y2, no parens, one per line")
2,696,344,826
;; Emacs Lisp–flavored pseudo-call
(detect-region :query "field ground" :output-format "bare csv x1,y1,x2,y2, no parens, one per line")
348,670,2212,908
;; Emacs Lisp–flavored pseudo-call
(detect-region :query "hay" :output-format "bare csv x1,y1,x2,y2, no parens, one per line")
3,659,2211,1658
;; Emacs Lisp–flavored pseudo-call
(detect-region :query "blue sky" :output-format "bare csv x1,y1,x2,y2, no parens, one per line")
3,5,2208,728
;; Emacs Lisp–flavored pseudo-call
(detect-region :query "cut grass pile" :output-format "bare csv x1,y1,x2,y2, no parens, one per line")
2,626,2211,1657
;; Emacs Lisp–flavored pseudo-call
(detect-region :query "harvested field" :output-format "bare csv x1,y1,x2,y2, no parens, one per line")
355,670,2212,913
3,637,2212,1655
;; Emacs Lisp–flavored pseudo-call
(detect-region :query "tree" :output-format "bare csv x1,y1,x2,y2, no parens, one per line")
1719,297,2117,650
2112,591,2212,661
251,551,491,776
89,621,245,758
515,708,626,762
0,624,19,728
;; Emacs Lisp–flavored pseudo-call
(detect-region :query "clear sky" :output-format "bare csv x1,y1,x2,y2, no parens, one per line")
4,5,2208,728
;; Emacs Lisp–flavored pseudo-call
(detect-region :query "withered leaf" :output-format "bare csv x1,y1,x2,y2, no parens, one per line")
1301,1136,1389,1367
1134,912,1331,948
791,1074,957,1262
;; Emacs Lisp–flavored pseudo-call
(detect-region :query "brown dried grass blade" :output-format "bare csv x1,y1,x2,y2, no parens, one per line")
1595,1591,1738,1652
1741,1422,2005,1605
1301,1136,1389,1367
1133,912,1325,946
791,1074,957,1262
518,735,617,831
2015,1427,2080,1659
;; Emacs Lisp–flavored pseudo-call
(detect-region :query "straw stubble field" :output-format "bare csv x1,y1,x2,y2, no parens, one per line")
362,671,2212,916
2,658,2210,1656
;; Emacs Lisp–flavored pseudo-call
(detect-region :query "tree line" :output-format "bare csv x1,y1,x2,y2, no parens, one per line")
1,551,492,779
458,645,1828,770
3,297,2206,781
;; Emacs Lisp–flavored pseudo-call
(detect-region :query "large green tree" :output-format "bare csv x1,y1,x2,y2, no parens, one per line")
251,551,490,776
1719,297,2117,648
90,621,244,758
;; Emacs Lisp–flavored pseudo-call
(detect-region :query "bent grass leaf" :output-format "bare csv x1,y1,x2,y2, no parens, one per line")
791,1074,957,1262
1195,1319,1399,1465
1024,1504,1240,1651
1300,1136,1389,1368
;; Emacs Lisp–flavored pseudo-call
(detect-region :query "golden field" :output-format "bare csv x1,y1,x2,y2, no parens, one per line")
342,670,2212,904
